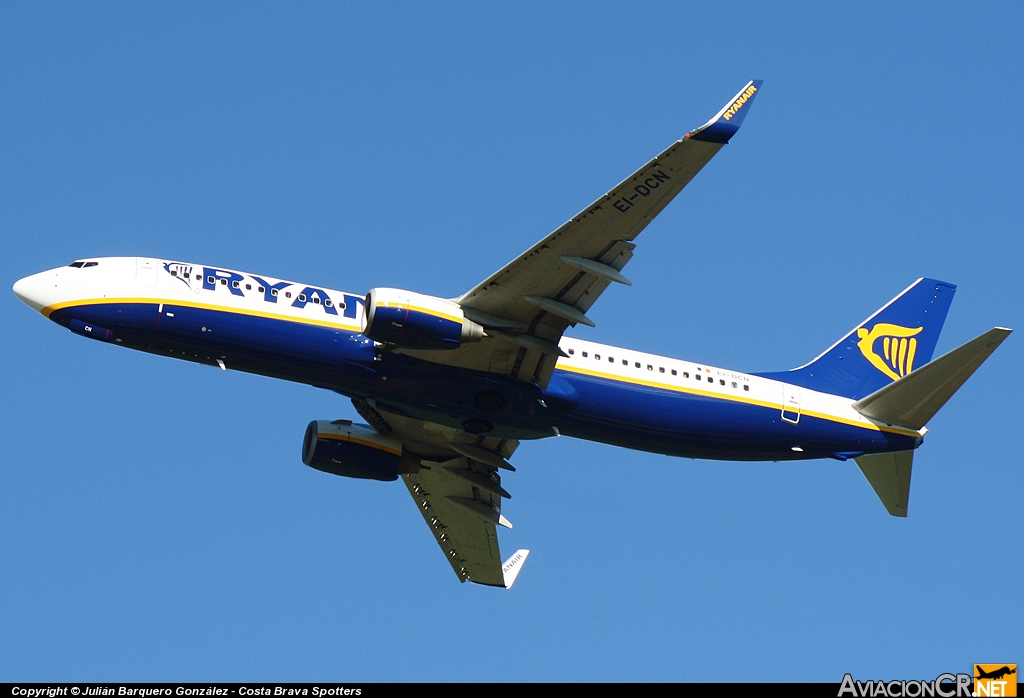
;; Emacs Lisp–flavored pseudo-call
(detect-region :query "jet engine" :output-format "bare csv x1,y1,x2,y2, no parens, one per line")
302,420,408,482
362,288,484,350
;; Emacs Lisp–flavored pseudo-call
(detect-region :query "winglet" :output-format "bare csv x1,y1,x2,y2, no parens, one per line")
688,80,763,144
502,548,530,589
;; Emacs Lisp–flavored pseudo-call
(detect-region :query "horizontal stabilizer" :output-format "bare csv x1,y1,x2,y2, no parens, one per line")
853,327,1011,430
855,450,914,517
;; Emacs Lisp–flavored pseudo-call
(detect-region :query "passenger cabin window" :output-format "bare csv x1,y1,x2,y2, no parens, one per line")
608,356,614,363
325,299,332,307
298,294,307,302
285,292,292,298
683,372,689,378
568,348,574,355
743,385,750,391
170,270,177,276
258,286,265,293
635,362,641,368
207,276,215,284
582,351,588,358
647,365,653,371
595,354,600,360
659,367,665,373
671,369,677,376
245,284,251,290
732,382,737,388
271,289,279,296
232,281,240,288
622,359,628,365
220,279,227,285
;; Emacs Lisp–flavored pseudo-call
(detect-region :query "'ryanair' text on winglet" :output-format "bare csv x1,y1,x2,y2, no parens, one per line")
502,549,530,589
687,80,763,144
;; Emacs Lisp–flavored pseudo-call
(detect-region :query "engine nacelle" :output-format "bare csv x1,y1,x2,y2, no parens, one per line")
362,288,484,350
302,420,405,482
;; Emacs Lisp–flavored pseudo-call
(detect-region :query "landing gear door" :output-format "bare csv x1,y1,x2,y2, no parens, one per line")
781,384,801,424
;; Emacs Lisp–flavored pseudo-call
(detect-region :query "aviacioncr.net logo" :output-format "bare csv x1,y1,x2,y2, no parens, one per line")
856,323,923,380
839,673,971,697
975,665,1017,697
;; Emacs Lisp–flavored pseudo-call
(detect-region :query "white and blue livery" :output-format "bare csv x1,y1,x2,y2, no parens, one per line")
13,81,1010,588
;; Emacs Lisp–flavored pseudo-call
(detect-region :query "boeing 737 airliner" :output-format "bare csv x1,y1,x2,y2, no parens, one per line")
13,81,1011,588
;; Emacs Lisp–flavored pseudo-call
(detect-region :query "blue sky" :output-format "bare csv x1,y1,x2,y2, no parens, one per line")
2,2,1021,682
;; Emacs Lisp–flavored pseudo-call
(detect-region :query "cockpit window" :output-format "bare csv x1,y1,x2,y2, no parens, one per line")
84,262,98,267
67,261,99,268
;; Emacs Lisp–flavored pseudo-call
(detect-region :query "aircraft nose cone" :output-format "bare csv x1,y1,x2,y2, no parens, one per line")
13,272,50,313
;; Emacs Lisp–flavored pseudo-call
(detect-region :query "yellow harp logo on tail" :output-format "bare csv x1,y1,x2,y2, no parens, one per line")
856,323,923,380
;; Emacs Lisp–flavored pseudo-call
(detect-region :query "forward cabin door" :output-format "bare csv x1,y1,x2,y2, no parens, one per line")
135,258,160,339
136,258,157,287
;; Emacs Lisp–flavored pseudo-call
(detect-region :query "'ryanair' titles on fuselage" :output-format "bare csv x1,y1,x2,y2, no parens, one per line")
162,262,365,320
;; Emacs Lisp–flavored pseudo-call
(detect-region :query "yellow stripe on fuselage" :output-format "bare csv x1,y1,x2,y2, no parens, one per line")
42,297,363,331
555,363,919,437
44,297,917,438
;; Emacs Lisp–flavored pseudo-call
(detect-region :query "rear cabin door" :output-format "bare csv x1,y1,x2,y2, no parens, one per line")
781,384,801,424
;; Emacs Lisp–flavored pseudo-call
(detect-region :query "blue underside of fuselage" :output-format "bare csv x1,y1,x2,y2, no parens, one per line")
50,302,919,461
555,371,915,460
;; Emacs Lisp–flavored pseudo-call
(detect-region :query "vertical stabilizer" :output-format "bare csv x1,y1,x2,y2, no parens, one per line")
855,450,914,517
759,279,956,400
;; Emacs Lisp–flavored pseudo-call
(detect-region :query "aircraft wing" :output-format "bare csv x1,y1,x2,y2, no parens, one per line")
397,80,762,388
403,459,510,586
353,398,526,587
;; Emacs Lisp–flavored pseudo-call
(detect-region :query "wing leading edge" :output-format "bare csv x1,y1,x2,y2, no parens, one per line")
398,80,763,389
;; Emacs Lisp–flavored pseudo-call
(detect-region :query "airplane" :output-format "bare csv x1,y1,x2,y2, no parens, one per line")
976,666,1016,681
12,80,1012,589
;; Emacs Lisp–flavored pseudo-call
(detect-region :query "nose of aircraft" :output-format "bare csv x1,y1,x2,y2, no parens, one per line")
13,271,52,314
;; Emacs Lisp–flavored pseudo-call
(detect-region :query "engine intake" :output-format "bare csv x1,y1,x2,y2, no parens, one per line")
362,288,483,350
302,420,405,482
